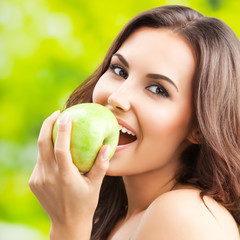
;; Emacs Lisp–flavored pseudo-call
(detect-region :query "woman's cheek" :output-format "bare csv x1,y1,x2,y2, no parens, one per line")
92,74,118,105
142,106,192,140
92,78,107,104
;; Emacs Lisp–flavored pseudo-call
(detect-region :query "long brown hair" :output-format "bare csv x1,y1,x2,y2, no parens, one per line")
66,5,240,239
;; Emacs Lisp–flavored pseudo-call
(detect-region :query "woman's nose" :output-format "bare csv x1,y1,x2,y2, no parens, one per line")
107,91,131,112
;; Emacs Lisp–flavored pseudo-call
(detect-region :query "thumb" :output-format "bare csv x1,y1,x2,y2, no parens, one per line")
87,145,110,185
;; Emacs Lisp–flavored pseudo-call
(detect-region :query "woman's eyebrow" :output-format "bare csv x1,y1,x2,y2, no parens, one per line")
146,73,179,92
113,53,129,68
113,53,178,92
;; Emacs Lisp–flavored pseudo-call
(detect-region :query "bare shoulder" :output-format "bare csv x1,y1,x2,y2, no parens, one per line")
131,189,239,240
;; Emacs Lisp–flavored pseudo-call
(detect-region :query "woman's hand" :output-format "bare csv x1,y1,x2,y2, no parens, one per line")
29,110,110,240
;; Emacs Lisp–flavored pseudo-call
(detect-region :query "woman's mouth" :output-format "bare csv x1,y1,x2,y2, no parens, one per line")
118,124,137,146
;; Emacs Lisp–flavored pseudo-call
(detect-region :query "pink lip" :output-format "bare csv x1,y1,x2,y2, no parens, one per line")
117,118,138,137
115,118,138,153
115,143,135,152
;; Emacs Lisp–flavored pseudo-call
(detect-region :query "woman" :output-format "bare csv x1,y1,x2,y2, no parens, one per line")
29,5,240,240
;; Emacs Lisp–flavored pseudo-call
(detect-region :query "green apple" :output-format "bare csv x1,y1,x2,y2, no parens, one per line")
52,103,119,173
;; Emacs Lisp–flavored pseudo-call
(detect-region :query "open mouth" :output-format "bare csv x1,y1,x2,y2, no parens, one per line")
118,124,137,145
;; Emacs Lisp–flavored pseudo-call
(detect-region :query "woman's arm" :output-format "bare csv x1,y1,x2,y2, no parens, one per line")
29,111,109,240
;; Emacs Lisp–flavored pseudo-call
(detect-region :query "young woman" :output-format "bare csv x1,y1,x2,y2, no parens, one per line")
29,5,240,240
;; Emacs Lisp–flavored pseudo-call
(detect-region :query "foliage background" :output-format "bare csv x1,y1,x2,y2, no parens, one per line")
0,0,239,239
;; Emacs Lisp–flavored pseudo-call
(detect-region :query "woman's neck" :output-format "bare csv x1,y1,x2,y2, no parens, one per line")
122,164,178,218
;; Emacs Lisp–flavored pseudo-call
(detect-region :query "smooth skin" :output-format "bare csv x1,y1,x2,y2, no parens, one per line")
29,28,240,240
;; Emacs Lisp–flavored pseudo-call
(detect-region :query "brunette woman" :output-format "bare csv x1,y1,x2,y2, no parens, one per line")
29,5,240,240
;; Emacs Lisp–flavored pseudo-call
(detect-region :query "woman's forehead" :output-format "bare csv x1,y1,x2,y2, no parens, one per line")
114,27,196,92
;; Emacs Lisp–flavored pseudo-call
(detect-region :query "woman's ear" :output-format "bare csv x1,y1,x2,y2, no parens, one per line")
187,128,202,144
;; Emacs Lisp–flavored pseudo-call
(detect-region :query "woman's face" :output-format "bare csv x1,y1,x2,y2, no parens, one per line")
92,27,196,176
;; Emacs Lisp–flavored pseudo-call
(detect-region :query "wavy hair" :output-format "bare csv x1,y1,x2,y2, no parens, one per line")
65,5,240,239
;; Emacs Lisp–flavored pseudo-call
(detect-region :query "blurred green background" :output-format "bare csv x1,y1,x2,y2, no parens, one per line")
0,0,239,239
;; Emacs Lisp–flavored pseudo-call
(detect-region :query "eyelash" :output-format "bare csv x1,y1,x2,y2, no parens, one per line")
109,64,128,79
109,64,169,98
146,84,169,98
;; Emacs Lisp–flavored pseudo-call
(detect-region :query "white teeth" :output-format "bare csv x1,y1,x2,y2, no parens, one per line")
119,125,136,136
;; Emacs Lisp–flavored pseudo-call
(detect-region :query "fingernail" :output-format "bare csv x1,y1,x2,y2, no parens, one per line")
60,112,70,125
51,110,60,117
102,145,110,162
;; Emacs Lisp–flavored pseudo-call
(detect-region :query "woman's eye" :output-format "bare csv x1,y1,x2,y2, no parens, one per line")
110,65,128,79
146,85,169,98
